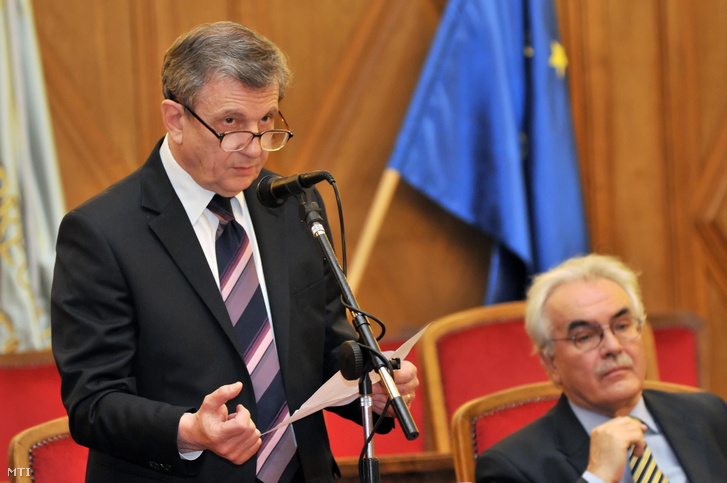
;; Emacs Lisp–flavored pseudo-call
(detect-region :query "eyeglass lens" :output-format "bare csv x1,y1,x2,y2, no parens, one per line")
220,131,290,152
571,317,641,350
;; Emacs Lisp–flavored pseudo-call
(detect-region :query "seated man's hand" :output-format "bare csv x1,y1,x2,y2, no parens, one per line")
371,360,419,418
178,382,261,464
586,416,646,483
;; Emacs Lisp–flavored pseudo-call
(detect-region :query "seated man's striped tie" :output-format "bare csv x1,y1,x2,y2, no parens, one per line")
628,443,668,483
209,194,299,483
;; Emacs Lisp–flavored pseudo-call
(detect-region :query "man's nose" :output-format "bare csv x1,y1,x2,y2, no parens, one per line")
241,135,264,156
599,327,624,354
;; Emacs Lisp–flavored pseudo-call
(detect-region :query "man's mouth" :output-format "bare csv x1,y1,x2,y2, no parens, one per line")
600,365,632,378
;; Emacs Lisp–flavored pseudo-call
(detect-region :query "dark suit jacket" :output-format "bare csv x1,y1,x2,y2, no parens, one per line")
51,140,385,482
476,389,727,482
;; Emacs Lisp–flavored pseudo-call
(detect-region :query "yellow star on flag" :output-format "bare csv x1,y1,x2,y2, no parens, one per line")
548,41,568,78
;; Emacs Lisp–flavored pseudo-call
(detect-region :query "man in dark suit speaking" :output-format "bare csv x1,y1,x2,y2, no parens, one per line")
476,254,727,482
51,21,417,483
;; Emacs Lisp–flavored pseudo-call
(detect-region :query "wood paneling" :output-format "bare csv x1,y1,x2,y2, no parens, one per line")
558,0,727,397
32,0,727,397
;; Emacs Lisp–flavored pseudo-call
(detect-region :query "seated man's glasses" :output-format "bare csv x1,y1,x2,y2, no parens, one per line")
550,315,643,351
175,100,293,152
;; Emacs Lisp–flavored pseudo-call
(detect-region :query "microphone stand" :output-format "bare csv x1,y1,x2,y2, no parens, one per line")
296,189,419,483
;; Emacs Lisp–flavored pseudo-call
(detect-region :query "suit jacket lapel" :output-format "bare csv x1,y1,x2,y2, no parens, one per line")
553,395,592,475
644,390,709,481
139,142,241,352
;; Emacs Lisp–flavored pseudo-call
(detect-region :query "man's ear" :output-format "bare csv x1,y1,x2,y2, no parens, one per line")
539,350,561,386
161,99,185,144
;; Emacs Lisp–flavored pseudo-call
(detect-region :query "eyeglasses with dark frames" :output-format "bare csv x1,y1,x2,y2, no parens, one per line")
550,315,643,351
175,100,293,152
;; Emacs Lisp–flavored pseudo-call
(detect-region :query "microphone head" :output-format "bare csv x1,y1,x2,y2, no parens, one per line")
256,170,334,208
256,175,285,207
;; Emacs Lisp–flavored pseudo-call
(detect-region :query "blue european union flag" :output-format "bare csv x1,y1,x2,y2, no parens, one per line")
387,0,589,303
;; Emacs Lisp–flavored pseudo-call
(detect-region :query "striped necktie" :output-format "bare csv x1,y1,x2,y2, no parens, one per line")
208,195,299,483
628,443,668,483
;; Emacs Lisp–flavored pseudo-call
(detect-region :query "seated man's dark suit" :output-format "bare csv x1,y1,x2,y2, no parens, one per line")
476,389,727,482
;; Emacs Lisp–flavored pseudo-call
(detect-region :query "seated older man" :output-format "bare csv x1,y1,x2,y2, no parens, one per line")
476,254,727,483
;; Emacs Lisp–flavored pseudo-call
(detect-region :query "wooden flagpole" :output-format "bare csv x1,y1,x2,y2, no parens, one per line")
347,169,401,293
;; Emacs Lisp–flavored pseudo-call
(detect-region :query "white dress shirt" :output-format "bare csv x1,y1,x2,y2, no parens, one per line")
160,135,278,460
159,136,274,318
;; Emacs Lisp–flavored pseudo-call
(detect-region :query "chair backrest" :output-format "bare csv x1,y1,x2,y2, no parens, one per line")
418,302,544,452
7,416,87,483
648,310,709,387
451,381,559,482
451,379,703,482
418,302,661,452
0,350,67,458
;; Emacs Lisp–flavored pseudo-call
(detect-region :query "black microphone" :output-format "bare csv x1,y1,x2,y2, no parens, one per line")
257,170,332,207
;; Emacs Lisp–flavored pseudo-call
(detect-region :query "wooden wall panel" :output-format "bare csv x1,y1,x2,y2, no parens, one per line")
656,0,700,313
558,0,727,397
693,3,727,162
559,1,673,306
34,1,142,205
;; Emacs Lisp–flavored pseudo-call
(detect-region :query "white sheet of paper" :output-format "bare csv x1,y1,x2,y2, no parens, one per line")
263,324,428,434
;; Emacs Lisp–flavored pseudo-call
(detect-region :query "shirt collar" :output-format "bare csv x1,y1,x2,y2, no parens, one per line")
569,395,661,435
159,135,244,221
